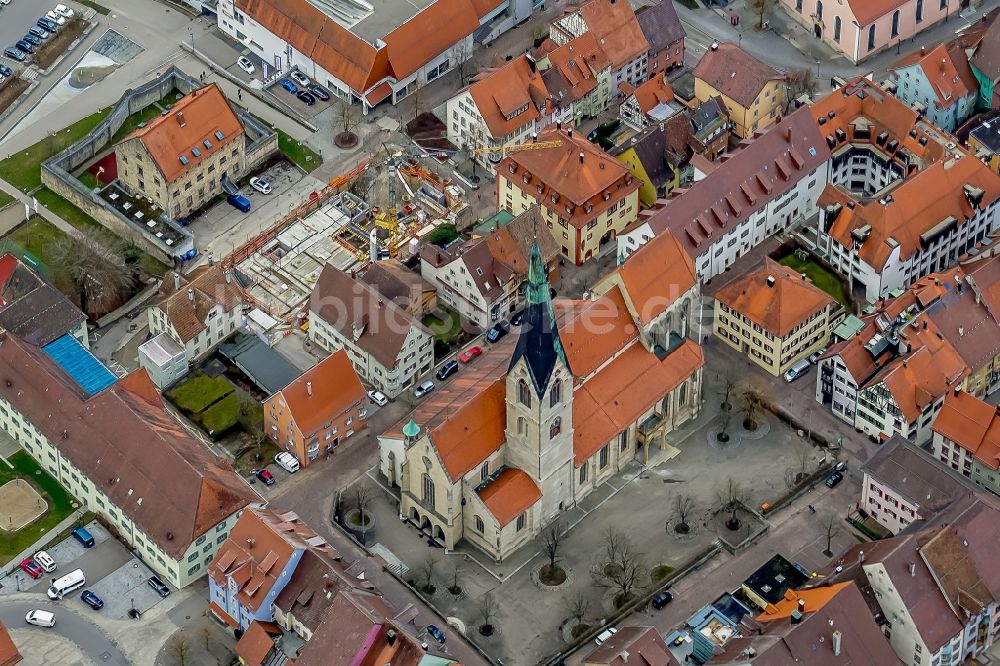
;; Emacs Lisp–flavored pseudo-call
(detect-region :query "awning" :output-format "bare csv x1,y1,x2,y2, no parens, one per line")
365,82,393,106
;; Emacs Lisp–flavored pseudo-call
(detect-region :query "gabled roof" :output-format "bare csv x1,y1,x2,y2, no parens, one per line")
119,84,244,184
466,55,551,139
357,259,434,314
932,390,1000,471
635,0,685,54
0,335,257,559
270,349,366,437
628,75,675,115
693,43,782,108
0,253,85,346
555,287,640,379
383,0,481,80
477,468,542,526
544,32,610,104
845,0,914,26
714,258,835,338
582,626,677,666
575,0,649,70
892,43,977,109
153,265,244,343
970,11,1000,80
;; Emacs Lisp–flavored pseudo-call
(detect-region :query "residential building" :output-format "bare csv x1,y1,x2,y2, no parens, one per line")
813,80,1000,302
307,265,433,398
217,0,538,113
713,258,837,377
969,115,1000,174
741,554,811,611
496,127,640,264
693,43,785,138
969,11,1000,109
581,626,678,666
116,84,246,220
148,265,245,361
860,434,977,535
636,0,685,78
619,104,829,279
612,115,705,207
378,239,703,560
263,350,367,467
689,97,730,161
889,43,979,132
137,333,188,391
0,253,87,348
781,0,955,64
537,33,614,122
932,389,1000,495
420,206,559,328
619,74,681,132
446,54,561,175
548,0,649,89
0,332,259,589
357,260,436,316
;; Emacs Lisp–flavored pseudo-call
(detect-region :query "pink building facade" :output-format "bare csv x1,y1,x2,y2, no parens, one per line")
781,0,970,64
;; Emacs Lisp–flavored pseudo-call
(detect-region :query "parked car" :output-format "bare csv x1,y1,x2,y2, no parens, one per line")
37,18,59,33
226,193,251,213
28,26,49,40
594,627,618,646
436,360,458,381
255,468,275,485
22,34,42,47
834,461,847,472
289,70,310,87
782,359,811,383
459,346,483,363
80,590,104,610
414,380,435,398
147,575,170,598
15,40,34,55
45,10,67,25
426,625,445,643
33,550,56,573
296,90,316,105
485,321,509,343
651,591,673,609
278,78,297,94
3,47,26,62
0,64,12,78
274,451,300,473
825,471,844,488
249,176,271,194
367,389,388,406
54,3,74,18
19,558,43,579
808,347,828,364
25,610,55,627
510,310,524,326
307,83,330,100
236,56,255,74
71,526,95,548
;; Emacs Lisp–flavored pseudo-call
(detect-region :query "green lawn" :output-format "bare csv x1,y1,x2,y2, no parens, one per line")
422,307,463,342
34,188,104,235
111,103,164,143
77,171,100,190
0,108,112,192
0,451,77,563
0,192,12,209
778,254,851,309
166,373,235,414
199,392,241,435
275,128,322,173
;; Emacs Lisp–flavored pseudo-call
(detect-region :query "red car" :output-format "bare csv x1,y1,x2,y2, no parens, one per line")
459,346,483,363
254,469,275,486
20,558,43,579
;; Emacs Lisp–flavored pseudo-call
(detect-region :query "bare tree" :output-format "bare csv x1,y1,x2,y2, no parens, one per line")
335,98,361,136
542,520,563,575
449,561,462,595
591,528,645,608
50,232,137,318
670,493,696,534
351,483,375,534
452,40,475,86
785,68,819,112
717,403,733,441
197,625,212,652
417,554,439,594
747,0,779,29
784,442,814,487
822,513,840,557
410,80,424,122
479,591,498,635
716,478,751,530
166,635,192,666
741,387,766,431
562,588,590,625
717,371,737,410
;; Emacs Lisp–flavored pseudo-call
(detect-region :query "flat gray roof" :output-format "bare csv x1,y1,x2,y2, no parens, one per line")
306,0,436,42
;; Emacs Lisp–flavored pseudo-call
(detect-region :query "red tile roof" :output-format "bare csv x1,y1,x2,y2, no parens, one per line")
575,0,649,70
582,626,677,666
556,288,640,379
235,621,278,666
629,75,675,114
119,84,244,184
0,622,20,666
847,0,918,26
893,44,976,109
383,0,481,80
270,349,366,437
153,265,244,343
544,33,610,103
433,380,508,480
611,230,697,326
693,43,782,108
477,468,542,526
933,390,1000,470
467,55,551,138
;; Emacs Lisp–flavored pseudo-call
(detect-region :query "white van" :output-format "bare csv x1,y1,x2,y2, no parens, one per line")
47,569,85,600
33,550,56,573
274,451,300,473
783,359,811,383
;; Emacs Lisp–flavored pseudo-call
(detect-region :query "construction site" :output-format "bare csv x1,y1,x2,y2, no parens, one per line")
222,145,470,322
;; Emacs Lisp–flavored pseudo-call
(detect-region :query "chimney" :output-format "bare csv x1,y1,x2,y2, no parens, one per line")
556,120,562,130
177,112,186,128
858,550,865,564
246,537,255,548
225,270,232,284
959,326,965,337
567,128,573,138
921,45,926,55
790,609,804,625
766,275,776,288
173,273,181,291
832,630,843,657
909,561,916,576
207,253,214,267
187,288,194,302
306,381,313,397
797,599,806,613
579,151,585,164
532,132,538,143
387,629,397,646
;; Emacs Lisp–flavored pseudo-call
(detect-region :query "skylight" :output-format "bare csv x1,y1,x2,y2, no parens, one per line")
215,130,225,141
179,155,189,165
192,147,202,157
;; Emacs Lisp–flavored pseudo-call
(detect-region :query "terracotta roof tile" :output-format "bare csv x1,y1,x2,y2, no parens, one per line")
970,12,1000,79
0,622,20,666
477,468,542,526
357,259,434,314
467,55,550,139
271,350,366,437
847,0,915,26
383,0,481,80
714,258,834,338
576,0,649,70
235,621,277,666
932,390,1000,471
693,43,782,108
153,265,244,343
544,32,610,103
556,288,639,379
119,84,244,184
433,380,508,480
629,75,674,114
612,230,697,326
582,626,677,666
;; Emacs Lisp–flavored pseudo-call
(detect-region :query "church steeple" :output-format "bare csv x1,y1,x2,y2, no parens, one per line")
510,242,566,395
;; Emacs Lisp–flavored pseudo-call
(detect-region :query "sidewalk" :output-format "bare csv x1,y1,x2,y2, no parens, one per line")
0,508,84,581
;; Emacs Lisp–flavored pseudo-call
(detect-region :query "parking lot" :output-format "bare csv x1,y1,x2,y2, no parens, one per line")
0,520,172,618
267,72,335,120
0,0,55,70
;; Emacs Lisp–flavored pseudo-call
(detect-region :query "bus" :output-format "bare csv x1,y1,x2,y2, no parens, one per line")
47,569,85,600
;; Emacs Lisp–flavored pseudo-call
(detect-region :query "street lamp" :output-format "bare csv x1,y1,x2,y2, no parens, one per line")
815,59,820,78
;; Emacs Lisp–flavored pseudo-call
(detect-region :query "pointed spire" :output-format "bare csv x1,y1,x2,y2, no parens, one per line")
510,242,566,395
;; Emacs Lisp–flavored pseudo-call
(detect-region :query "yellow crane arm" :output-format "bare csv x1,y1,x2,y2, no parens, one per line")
471,139,563,157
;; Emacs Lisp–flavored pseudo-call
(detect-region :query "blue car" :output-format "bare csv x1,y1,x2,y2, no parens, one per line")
3,47,26,62
15,41,34,55
279,78,297,93
22,34,42,47
0,64,12,78
28,26,49,40
426,625,445,643
37,18,59,33
81,590,104,610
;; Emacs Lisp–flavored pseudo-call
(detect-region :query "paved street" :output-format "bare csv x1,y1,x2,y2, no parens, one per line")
0,598,129,664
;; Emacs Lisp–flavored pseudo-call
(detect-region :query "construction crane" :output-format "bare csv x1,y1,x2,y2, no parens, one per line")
471,139,563,157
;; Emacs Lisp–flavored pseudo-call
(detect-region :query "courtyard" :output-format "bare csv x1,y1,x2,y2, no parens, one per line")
0,450,77,564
